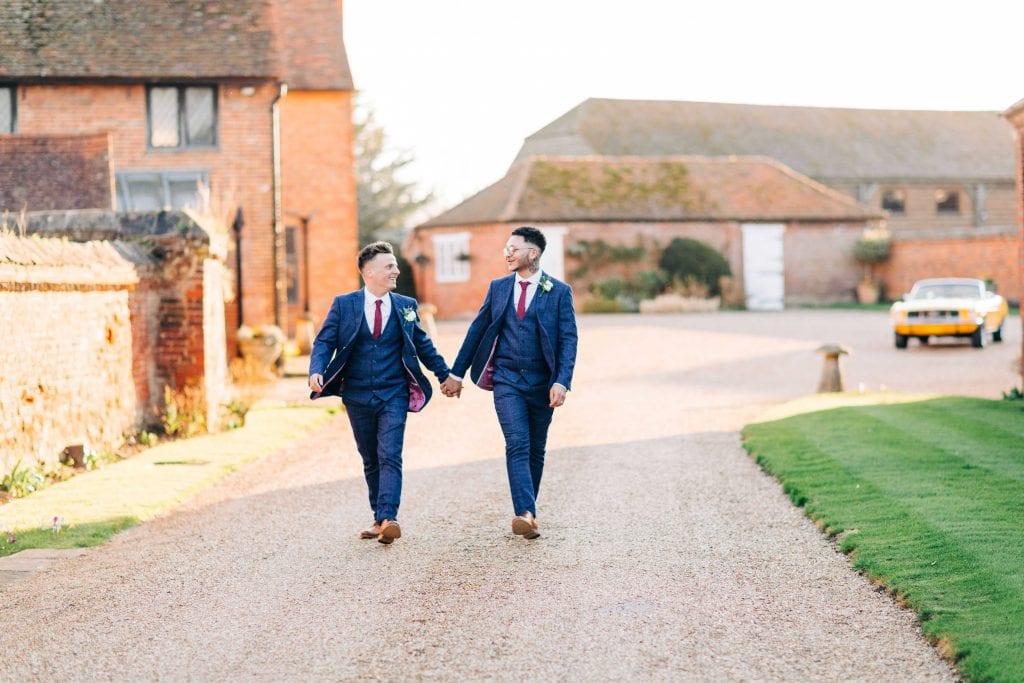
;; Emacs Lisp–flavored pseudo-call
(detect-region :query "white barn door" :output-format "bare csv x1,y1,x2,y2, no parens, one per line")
742,223,785,311
539,227,567,280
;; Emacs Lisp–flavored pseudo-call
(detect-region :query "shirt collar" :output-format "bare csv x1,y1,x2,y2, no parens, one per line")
515,271,542,286
363,287,389,304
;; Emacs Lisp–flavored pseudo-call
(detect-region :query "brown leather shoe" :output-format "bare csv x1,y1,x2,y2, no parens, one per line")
378,519,401,544
511,512,540,539
359,522,381,540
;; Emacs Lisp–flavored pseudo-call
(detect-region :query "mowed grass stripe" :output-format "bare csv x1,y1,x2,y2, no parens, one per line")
792,407,1024,597
743,398,1024,682
861,399,1024,484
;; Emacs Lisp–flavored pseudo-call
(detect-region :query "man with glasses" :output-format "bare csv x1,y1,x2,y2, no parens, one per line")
447,226,578,539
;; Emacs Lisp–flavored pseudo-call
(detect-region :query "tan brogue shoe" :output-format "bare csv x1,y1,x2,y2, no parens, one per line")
359,522,381,540
511,512,540,539
378,519,401,544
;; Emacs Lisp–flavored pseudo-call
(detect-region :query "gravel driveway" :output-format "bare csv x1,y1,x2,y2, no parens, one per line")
3,310,1016,681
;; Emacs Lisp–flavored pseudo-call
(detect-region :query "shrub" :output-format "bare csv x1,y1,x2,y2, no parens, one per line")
658,238,731,296
581,297,629,313
1,459,46,498
162,385,207,438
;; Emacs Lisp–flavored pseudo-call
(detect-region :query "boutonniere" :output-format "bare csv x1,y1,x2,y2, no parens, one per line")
401,306,417,323
538,275,554,296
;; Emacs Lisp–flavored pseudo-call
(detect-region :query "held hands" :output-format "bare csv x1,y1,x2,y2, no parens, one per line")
441,376,462,398
549,384,567,408
309,373,324,393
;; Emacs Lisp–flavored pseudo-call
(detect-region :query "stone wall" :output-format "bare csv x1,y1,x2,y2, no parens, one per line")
0,234,138,473
0,210,230,476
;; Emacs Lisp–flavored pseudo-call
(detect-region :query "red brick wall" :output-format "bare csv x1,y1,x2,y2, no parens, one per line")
15,83,279,329
877,232,1020,303
783,222,866,304
0,133,114,211
280,90,359,333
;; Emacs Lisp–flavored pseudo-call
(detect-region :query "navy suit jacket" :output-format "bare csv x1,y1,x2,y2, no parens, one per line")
308,291,450,411
451,273,578,391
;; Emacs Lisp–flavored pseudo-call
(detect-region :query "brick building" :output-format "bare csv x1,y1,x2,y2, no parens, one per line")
515,98,1017,237
411,97,1020,311
407,156,884,318
0,0,358,340
1002,97,1024,386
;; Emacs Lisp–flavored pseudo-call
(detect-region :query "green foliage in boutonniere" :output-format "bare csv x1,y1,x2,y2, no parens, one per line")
401,306,418,323
538,275,554,296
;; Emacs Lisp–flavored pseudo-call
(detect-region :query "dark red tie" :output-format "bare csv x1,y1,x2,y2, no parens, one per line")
372,299,383,339
517,281,529,320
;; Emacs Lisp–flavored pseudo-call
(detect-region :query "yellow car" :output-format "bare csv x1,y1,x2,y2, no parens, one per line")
890,278,1008,349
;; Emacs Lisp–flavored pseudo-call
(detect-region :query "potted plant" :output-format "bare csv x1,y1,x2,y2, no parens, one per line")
853,228,892,304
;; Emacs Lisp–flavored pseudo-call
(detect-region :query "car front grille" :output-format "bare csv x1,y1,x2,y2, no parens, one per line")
907,310,959,319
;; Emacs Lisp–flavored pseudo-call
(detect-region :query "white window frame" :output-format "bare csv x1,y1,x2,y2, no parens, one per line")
433,232,471,283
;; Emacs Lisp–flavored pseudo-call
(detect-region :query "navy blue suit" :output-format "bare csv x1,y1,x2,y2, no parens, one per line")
452,273,578,516
310,290,450,522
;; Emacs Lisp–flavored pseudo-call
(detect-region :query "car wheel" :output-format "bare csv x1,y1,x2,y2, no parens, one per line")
971,326,986,348
895,333,908,349
993,325,1003,343
917,336,929,345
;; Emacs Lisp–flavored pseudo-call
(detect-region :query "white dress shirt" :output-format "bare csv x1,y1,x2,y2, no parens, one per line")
363,288,391,334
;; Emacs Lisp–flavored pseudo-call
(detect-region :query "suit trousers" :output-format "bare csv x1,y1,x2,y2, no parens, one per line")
493,380,554,517
343,393,409,522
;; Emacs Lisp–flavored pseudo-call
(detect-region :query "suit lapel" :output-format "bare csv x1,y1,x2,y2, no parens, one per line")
531,272,550,320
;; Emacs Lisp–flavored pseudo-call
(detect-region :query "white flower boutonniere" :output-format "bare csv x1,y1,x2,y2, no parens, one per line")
538,275,554,296
402,306,417,323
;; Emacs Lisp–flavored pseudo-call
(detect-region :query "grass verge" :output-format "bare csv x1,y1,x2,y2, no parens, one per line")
742,394,1024,682
0,404,333,559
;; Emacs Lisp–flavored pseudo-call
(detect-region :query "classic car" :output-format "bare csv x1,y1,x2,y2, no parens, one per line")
889,278,1008,349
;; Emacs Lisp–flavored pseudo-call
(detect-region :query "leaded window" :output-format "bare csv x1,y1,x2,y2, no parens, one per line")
116,171,208,212
0,85,14,133
147,85,217,148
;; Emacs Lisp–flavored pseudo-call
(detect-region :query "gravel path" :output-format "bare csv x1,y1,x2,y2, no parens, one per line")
4,310,1013,681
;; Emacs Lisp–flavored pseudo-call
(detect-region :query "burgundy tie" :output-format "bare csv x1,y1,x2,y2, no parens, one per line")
517,281,529,320
372,299,383,339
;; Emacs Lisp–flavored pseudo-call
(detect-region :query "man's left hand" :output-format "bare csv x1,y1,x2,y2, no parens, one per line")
549,384,567,408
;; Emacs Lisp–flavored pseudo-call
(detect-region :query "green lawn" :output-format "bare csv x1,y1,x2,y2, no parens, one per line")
742,396,1024,682
0,404,333,559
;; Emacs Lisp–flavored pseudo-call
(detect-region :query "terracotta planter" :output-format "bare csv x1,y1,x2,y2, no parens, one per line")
856,280,879,305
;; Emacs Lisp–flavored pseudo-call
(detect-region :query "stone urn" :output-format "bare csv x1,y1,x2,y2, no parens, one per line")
237,325,285,369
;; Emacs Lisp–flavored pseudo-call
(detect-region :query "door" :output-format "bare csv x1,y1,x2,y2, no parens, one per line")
742,223,785,311
539,227,567,281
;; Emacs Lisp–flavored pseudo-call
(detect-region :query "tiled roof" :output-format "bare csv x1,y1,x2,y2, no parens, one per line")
0,0,352,90
0,134,113,211
419,156,884,228
515,98,1015,182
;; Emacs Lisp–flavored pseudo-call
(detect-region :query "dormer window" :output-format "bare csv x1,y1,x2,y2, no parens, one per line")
147,85,217,149
935,188,960,214
881,189,906,214
0,85,14,133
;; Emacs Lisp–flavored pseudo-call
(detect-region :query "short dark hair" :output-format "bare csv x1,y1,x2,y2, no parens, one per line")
358,241,394,270
511,226,546,253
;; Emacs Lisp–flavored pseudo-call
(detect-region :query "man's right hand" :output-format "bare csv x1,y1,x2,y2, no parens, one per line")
309,373,324,393
441,376,462,398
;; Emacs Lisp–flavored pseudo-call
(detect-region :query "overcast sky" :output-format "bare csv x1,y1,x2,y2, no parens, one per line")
344,1,1024,213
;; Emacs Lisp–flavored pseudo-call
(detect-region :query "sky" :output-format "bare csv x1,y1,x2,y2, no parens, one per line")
344,0,1024,214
